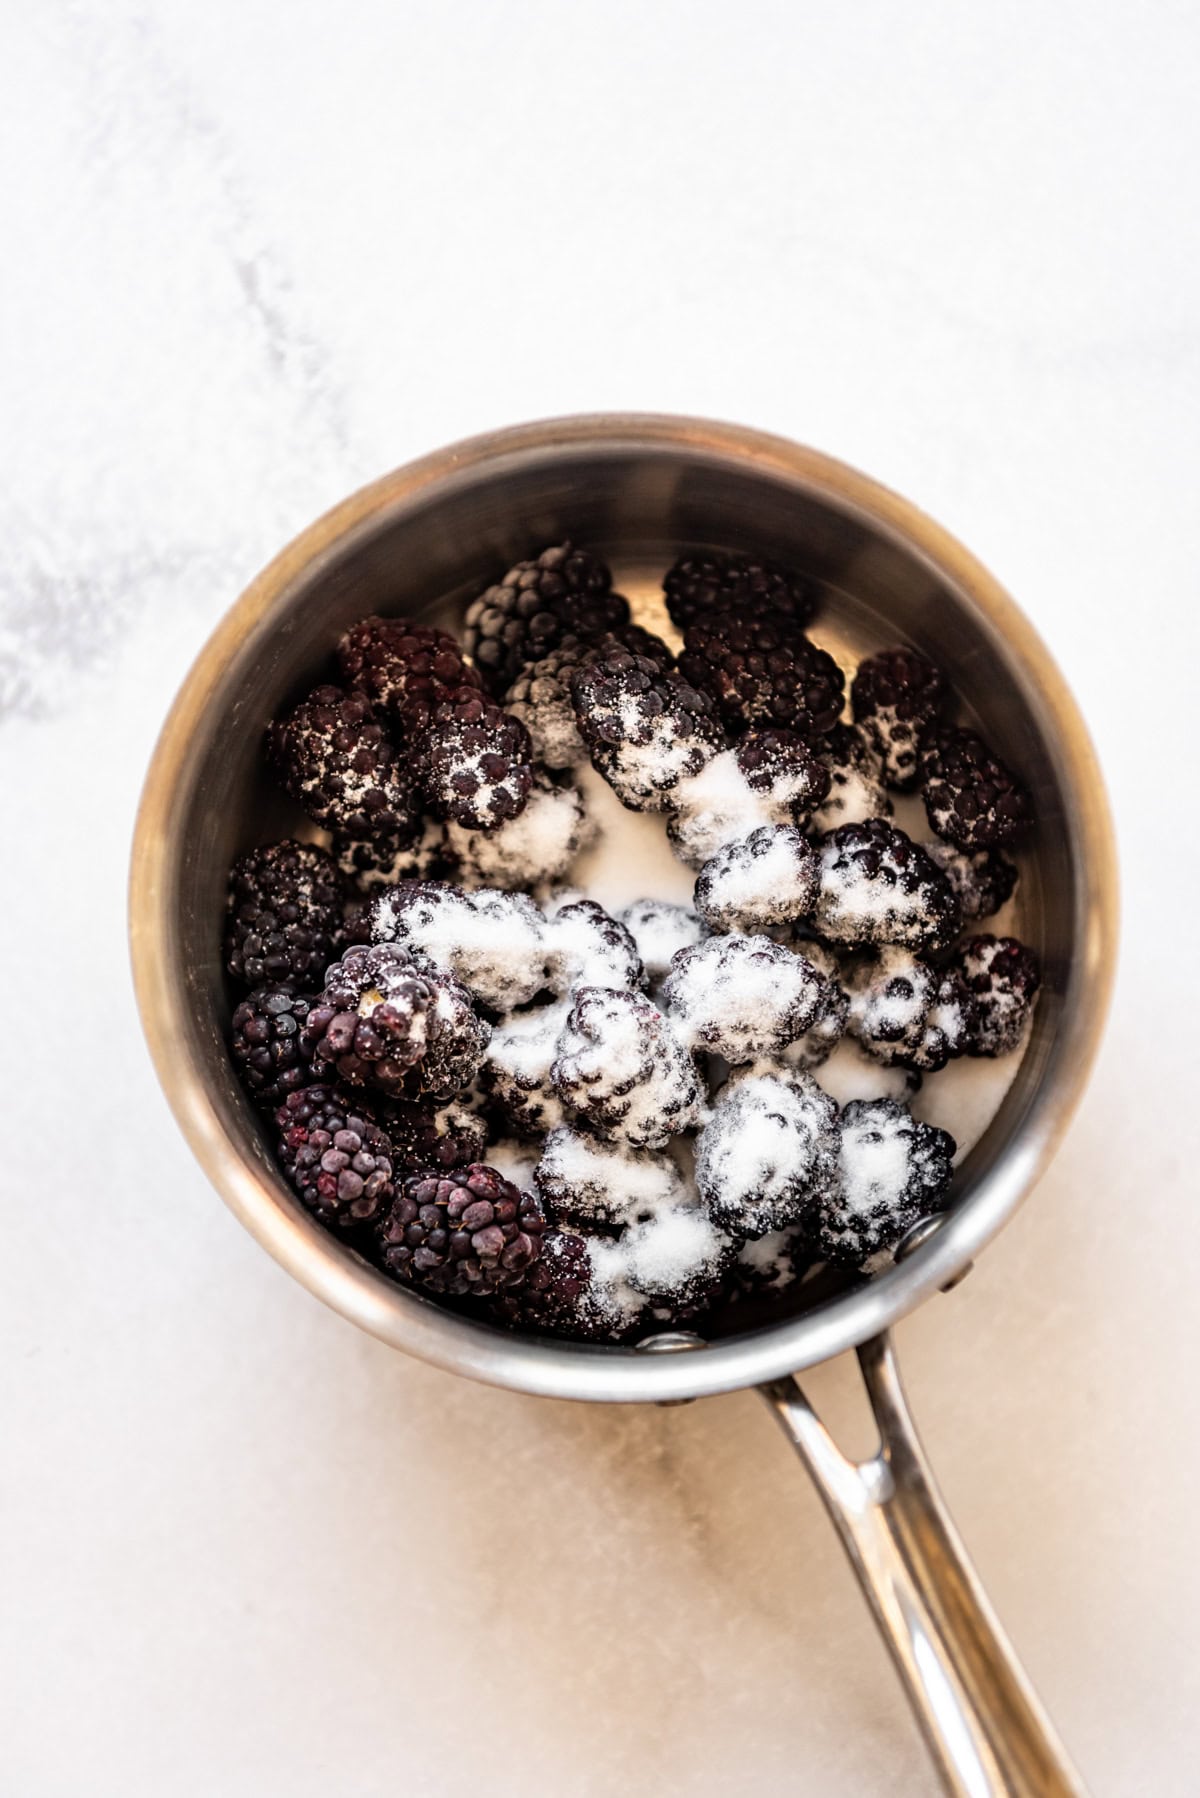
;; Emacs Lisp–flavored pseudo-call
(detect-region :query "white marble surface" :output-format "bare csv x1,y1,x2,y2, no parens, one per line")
3,4,1199,1793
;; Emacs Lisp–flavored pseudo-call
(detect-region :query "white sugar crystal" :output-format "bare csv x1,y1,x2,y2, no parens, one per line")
569,762,697,909
668,750,771,868
485,1139,542,1191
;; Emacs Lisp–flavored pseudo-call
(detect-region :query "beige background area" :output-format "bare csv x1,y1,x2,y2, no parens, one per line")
2,2,1198,1792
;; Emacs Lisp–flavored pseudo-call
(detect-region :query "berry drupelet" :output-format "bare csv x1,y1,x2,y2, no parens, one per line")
224,839,345,990
275,1084,397,1231
268,684,421,840
663,551,817,634
851,646,948,790
376,1164,546,1298
678,613,845,740
920,724,1033,850
464,542,631,695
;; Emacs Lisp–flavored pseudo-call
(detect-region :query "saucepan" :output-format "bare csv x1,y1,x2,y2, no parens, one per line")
129,415,1117,1797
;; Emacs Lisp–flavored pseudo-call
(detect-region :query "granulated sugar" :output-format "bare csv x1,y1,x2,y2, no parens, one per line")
570,763,696,909
535,1125,685,1225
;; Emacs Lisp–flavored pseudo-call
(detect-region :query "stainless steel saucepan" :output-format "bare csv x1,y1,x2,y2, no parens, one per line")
130,415,1117,1797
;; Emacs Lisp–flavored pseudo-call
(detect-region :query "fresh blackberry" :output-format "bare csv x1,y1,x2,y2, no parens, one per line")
618,899,705,984
336,617,482,732
382,1095,490,1174
482,1001,571,1138
946,934,1041,1056
224,839,345,990
229,987,318,1106
815,819,961,952
817,1099,956,1266
443,769,594,892
696,1066,839,1239
304,942,488,1099
551,987,705,1149
268,684,420,840
730,1226,814,1300
569,648,725,812
463,542,630,694
678,614,845,740
414,688,533,831
693,825,820,933
503,627,674,771
920,724,1033,850
492,1228,596,1337
534,1124,686,1227
614,1205,737,1309
545,899,644,995
274,1083,397,1231
735,728,830,817
333,819,449,892
370,880,549,1009
923,842,1019,923
663,551,817,634
852,647,948,790
376,1164,546,1298
846,946,971,1073
339,896,374,948
666,740,822,869
810,723,892,833
659,933,828,1064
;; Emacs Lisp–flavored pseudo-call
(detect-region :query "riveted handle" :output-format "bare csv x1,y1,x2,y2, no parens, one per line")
761,1335,1086,1798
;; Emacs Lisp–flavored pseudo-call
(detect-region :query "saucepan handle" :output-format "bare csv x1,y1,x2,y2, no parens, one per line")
760,1334,1086,1798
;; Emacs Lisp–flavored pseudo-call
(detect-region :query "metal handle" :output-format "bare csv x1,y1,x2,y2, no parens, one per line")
761,1334,1086,1798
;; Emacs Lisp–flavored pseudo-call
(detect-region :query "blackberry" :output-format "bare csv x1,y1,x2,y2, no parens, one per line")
383,1095,490,1174
846,946,971,1073
696,1066,839,1239
666,741,821,870
463,542,630,694
339,896,374,948
335,617,482,732
735,728,830,817
946,934,1041,1056
614,1206,736,1309
731,1226,814,1300
817,1099,956,1266
814,819,961,952
659,933,828,1064
370,880,549,1009
503,627,674,771
275,1083,396,1231
492,1228,596,1338
551,987,705,1149
663,551,817,634
268,685,420,839
443,769,594,892
678,614,845,740
545,899,644,996
224,839,345,990
924,842,1019,923
415,688,533,831
304,942,488,1099
693,825,820,933
376,1164,546,1298
534,1123,686,1227
810,723,892,833
333,819,449,893
570,648,725,812
229,987,318,1106
618,899,705,984
920,724,1033,850
852,647,948,790
482,1001,571,1138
